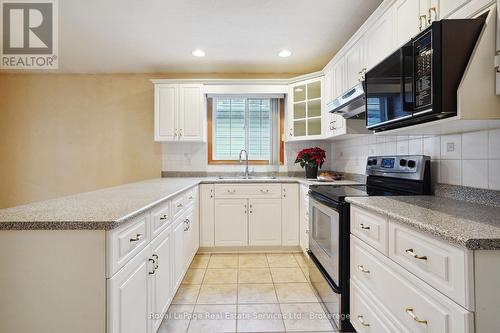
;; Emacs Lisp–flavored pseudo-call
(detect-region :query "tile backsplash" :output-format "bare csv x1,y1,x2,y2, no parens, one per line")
161,140,333,174
331,129,500,190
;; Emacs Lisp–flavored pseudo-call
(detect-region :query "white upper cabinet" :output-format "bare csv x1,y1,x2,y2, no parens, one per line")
394,0,420,47
154,83,206,142
287,77,324,140
365,8,395,70
344,39,365,90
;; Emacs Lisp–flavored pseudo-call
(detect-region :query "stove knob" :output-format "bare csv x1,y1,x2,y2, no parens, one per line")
371,159,378,166
367,160,372,166
407,160,416,168
400,159,407,167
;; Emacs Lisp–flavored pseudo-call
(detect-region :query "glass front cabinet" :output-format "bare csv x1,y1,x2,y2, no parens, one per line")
287,77,323,140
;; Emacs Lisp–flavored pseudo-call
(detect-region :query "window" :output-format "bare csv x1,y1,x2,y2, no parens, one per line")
208,97,283,164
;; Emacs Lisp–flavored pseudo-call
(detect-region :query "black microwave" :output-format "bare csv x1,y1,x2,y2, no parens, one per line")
365,18,484,132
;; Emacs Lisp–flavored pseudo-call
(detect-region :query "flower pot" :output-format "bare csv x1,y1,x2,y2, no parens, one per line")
305,165,318,179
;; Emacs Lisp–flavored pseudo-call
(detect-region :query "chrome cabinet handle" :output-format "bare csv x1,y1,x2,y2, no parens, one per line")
359,223,370,230
305,229,309,234
405,248,427,260
152,254,159,266
148,258,156,275
405,307,427,324
357,265,370,274
260,189,269,193
188,196,193,199
174,129,178,137
176,203,184,208
183,218,190,231
159,214,168,220
130,233,143,242
419,15,427,31
178,128,182,137
357,315,370,327
227,189,236,194
428,7,437,24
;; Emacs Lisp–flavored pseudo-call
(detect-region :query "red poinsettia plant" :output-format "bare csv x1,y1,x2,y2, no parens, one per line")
295,147,327,168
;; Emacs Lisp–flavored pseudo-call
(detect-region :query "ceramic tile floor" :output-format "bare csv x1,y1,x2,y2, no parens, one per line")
158,252,337,333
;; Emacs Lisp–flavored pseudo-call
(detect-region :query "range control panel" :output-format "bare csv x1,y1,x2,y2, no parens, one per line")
366,155,430,181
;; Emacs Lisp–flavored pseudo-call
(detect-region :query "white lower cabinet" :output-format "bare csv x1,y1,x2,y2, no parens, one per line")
172,216,186,290
210,183,300,247
282,184,300,246
299,184,309,252
108,244,151,333
108,185,200,333
214,198,248,246
350,205,475,333
248,198,282,246
149,227,172,333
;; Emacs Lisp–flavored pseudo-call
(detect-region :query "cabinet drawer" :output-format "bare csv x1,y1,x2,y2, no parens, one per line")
351,236,473,333
151,201,171,240
389,222,473,309
214,183,281,198
351,280,407,333
351,206,388,255
184,186,198,207
107,214,149,277
171,194,186,219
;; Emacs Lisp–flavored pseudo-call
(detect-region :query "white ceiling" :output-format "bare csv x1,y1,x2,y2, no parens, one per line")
56,0,382,73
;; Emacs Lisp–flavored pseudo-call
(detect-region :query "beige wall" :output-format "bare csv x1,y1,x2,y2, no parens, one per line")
0,74,163,208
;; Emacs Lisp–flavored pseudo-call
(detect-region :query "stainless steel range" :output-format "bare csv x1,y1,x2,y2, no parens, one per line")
307,155,431,332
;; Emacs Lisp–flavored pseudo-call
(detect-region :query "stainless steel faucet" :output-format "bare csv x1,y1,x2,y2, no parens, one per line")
239,149,249,179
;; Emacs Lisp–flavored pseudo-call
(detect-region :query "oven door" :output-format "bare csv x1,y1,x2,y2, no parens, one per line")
309,194,341,288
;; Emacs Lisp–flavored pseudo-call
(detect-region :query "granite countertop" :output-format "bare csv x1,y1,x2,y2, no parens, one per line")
346,196,500,250
0,177,362,231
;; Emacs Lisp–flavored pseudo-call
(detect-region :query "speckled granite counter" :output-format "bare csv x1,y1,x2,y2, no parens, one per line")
0,177,361,230
346,196,500,250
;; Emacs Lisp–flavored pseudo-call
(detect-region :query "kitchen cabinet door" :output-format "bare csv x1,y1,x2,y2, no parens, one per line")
172,217,185,290
431,0,471,20
281,184,300,246
178,84,205,142
108,245,151,333
199,184,215,247
299,185,310,253
183,209,199,268
344,39,365,90
248,198,282,246
332,59,345,100
394,0,421,47
150,227,172,333
214,199,248,246
155,84,177,141
365,9,395,70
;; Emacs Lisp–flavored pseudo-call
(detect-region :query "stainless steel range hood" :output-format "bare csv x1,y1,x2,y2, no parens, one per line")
327,83,365,118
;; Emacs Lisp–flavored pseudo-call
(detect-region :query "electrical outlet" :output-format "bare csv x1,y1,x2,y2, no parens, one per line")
447,142,455,153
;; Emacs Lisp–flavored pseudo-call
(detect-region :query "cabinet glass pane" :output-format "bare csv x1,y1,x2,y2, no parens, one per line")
293,85,306,102
294,120,307,137
308,118,321,136
307,81,321,99
308,99,321,117
293,102,306,119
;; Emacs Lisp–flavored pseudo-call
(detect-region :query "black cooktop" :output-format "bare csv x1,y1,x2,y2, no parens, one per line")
309,184,410,202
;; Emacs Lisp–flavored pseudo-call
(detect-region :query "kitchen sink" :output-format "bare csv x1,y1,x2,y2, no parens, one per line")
217,176,277,180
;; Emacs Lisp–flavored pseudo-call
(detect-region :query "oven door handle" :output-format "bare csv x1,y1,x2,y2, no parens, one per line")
307,250,342,294
309,191,343,211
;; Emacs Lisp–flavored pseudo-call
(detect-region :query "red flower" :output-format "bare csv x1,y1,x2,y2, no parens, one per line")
295,147,326,168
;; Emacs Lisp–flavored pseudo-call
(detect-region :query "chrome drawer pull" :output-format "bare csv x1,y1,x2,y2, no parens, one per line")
176,203,184,208
405,307,427,324
405,248,427,260
188,196,193,199
227,189,236,194
359,223,370,230
357,265,370,274
357,315,370,327
159,214,168,220
260,189,269,193
130,234,143,242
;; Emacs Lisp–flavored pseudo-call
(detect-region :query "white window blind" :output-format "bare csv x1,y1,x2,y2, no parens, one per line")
213,97,278,161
